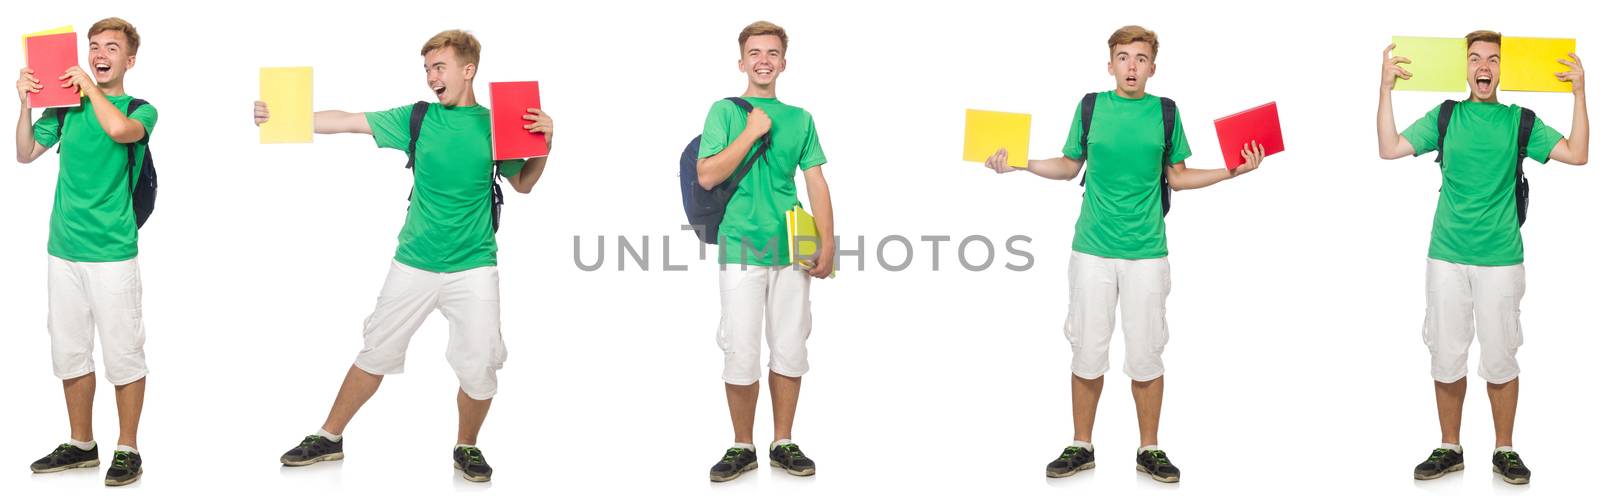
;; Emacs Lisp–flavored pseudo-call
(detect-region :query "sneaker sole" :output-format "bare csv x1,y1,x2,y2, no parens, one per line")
1492,465,1529,485
770,458,815,477
31,459,100,474
1413,462,1464,480
1137,464,1179,483
104,469,141,487
281,452,344,467
453,462,492,483
1046,461,1096,478
709,461,757,482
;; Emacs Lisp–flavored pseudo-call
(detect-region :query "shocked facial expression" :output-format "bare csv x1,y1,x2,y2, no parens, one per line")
739,34,786,87
87,30,135,85
1467,41,1501,101
1107,41,1156,96
424,47,476,106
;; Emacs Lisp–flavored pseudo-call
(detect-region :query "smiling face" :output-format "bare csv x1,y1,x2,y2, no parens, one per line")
87,30,135,86
739,34,786,89
1467,41,1500,102
1107,41,1156,97
423,46,475,107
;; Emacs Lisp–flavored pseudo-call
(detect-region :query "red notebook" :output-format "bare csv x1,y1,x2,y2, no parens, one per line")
26,32,80,109
1212,102,1284,170
489,81,548,161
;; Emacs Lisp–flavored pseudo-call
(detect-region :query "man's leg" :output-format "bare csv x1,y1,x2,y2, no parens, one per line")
1131,377,1164,447
456,389,492,446
766,266,812,443
113,379,145,449
726,383,759,445
1064,252,1117,444
320,365,384,436
769,372,801,441
1434,379,1467,444
49,256,98,446
1120,257,1171,447
1423,259,1474,444
439,266,505,447
1487,379,1519,447
64,374,96,444
710,266,766,482
1472,263,1526,448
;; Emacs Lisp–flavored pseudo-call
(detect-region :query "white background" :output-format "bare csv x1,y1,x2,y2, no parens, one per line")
2,0,1595,494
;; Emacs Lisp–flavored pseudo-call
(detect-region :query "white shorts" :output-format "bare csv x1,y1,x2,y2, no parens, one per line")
353,260,505,400
716,264,812,385
47,255,148,386
1063,251,1172,381
1423,259,1525,384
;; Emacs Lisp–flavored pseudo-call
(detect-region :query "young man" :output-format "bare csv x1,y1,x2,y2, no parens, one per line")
696,20,834,483
251,29,553,483
1377,30,1587,485
16,17,156,487
982,26,1265,483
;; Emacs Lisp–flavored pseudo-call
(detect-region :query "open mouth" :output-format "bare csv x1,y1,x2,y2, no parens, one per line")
432,85,446,97
1475,75,1492,93
754,67,774,77
94,63,111,75
1124,75,1138,85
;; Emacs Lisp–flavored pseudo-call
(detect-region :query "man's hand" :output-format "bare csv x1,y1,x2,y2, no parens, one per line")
1558,52,1585,94
984,148,1021,173
743,107,771,138
1381,44,1413,91
522,108,554,148
1230,141,1266,177
806,242,835,279
58,66,97,98
253,100,270,126
17,68,41,104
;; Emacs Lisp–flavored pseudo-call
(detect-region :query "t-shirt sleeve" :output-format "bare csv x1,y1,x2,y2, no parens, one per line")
1167,106,1192,165
130,103,157,140
1526,115,1564,164
365,104,414,151
1061,101,1086,160
697,99,740,159
799,111,826,170
496,159,527,177
1400,104,1444,157
32,109,63,149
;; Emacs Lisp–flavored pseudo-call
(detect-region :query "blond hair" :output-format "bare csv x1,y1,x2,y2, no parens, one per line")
1107,25,1159,60
738,21,788,54
1465,30,1502,47
420,29,481,66
88,17,140,55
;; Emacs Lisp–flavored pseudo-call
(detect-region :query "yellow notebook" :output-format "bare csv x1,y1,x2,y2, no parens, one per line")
1502,37,1578,93
259,67,314,144
786,206,834,278
1391,36,1467,93
963,109,1030,168
22,25,72,55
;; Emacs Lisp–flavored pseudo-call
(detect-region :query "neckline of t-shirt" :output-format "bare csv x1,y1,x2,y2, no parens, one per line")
742,96,781,104
1107,91,1152,103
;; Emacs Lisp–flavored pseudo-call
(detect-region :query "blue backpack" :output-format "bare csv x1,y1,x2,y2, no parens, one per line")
52,98,157,228
679,97,770,244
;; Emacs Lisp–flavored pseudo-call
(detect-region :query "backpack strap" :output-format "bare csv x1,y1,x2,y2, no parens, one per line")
1076,92,1097,186
50,107,67,155
723,97,769,188
125,99,150,190
1516,107,1536,173
1435,100,1458,167
405,101,430,169
1159,97,1176,166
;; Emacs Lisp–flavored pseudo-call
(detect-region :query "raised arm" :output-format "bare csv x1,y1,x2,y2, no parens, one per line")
507,108,554,194
15,68,48,163
1378,43,1418,160
1549,52,1588,166
61,67,144,144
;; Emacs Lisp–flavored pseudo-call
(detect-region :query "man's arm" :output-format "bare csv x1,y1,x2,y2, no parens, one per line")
1378,43,1417,160
508,108,553,193
982,148,1085,180
801,165,835,279
1549,52,1589,166
15,68,48,163
696,107,769,190
252,101,371,135
1165,142,1265,190
60,67,145,144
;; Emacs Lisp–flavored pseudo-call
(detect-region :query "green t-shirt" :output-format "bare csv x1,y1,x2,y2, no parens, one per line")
366,103,526,273
1401,101,1562,266
698,97,827,266
32,95,157,263
1061,91,1191,260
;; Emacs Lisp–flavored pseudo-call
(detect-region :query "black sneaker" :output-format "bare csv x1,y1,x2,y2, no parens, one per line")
1413,448,1465,480
708,447,757,482
453,446,493,483
1046,445,1096,478
1136,449,1180,483
31,443,100,473
280,435,344,466
1491,450,1531,485
103,450,142,487
770,443,815,476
